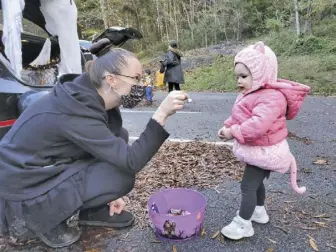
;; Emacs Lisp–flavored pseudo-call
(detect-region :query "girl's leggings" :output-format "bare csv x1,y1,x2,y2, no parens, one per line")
239,164,270,220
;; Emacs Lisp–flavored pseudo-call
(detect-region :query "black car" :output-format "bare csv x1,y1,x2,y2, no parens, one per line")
0,5,142,140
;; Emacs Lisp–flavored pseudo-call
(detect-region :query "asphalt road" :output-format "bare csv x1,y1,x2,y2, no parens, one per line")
3,92,335,252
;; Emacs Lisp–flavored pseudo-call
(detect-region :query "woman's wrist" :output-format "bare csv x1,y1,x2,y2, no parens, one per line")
152,108,168,127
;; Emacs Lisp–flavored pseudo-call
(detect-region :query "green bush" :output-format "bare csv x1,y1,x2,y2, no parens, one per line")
313,20,336,38
265,18,284,33
184,56,236,92
278,54,336,95
261,29,336,57
285,36,336,55
262,30,297,55
81,28,99,40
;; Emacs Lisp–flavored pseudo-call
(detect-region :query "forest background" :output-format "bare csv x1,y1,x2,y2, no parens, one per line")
75,0,336,95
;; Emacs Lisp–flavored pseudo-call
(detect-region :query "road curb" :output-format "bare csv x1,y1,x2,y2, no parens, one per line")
129,136,234,148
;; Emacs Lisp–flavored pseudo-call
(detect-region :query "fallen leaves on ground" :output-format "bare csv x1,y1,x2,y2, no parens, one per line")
265,236,277,244
211,231,220,239
265,248,274,252
308,235,319,251
85,249,101,252
300,226,317,231
313,213,327,218
125,142,244,228
313,221,327,228
313,158,329,165
274,225,289,234
304,168,313,173
288,132,312,145
201,227,207,238
273,200,334,235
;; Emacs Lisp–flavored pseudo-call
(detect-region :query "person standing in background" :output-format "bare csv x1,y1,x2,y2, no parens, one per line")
162,40,185,92
144,69,153,105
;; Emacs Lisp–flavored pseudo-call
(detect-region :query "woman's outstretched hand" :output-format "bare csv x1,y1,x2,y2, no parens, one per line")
152,91,190,126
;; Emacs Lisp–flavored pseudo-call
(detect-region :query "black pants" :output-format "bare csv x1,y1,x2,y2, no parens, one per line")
239,164,270,220
79,160,135,210
81,126,133,209
1,128,135,235
168,82,180,92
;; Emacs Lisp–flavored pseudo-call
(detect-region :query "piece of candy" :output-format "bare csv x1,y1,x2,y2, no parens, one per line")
169,208,182,215
151,203,159,213
167,208,191,216
182,210,191,216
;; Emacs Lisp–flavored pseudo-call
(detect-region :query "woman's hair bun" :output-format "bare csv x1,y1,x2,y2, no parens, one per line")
89,38,112,57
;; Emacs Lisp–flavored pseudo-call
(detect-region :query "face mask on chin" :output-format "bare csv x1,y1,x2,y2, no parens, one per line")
120,84,146,109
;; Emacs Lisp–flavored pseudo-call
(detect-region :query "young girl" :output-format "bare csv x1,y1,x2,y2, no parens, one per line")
218,41,311,240
144,69,154,105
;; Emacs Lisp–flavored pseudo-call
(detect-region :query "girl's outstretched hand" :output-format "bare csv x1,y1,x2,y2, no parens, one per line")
218,126,233,140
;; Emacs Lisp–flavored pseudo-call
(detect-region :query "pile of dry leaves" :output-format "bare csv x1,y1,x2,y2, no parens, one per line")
124,141,244,229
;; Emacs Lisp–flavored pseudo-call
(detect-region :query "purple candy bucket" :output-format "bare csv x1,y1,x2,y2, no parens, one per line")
147,188,207,241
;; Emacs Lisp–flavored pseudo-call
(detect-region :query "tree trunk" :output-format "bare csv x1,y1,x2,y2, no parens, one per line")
235,9,241,41
182,3,194,43
130,0,141,32
223,22,229,43
164,1,169,40
173,0,179,41
190,0,195,43
190,0,194,24
304,0,312,35
204,1,208,47
213,2,217,44
220,4,229,43
99,0,109,28
156,0,163,39
169,0,173,34
293,0,301,35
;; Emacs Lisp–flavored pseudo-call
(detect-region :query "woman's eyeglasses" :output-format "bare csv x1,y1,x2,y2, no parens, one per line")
103,73,142,85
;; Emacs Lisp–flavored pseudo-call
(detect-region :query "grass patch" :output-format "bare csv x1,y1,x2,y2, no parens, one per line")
184,52,335,95
184,56,236,92
279,54,335,96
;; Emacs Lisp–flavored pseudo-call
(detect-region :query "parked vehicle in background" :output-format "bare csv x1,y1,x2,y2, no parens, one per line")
0,3,142,140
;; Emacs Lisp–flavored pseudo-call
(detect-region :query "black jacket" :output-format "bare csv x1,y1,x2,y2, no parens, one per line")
163,48,185,84
0,73,169,200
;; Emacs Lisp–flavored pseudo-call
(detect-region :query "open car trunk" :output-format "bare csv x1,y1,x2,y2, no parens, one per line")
0,0,52,36
0,29,60,69
0,0,143,88
0,0,143,141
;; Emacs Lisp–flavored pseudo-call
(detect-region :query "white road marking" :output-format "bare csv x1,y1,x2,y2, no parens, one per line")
129,136,233,147
120,110,200,114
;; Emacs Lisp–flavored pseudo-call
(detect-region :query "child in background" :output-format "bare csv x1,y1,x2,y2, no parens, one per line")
218,41,311,240
144,69,153,106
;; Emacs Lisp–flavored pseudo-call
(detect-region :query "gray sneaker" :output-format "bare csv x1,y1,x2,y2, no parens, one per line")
36,221,81,248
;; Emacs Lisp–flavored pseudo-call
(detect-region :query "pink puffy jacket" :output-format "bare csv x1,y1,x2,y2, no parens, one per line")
224,80,310,146
224,42,311,194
